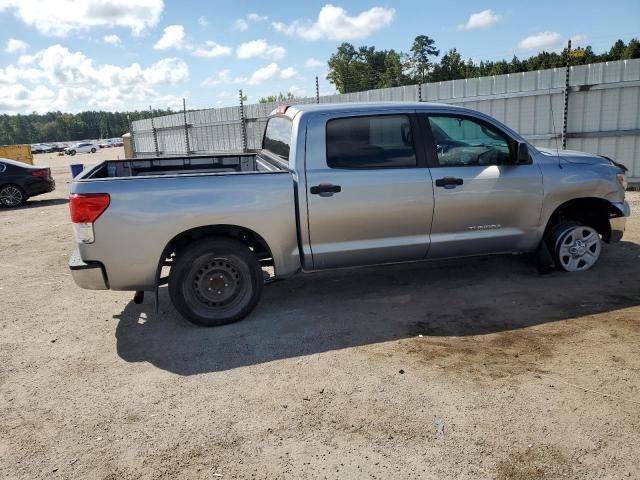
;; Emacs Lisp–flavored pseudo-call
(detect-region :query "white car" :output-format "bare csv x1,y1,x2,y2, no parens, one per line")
65,142,98,155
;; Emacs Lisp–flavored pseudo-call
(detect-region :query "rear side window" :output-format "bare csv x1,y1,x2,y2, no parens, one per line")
326,115,417,169
0,163,6,173
263,116,292,161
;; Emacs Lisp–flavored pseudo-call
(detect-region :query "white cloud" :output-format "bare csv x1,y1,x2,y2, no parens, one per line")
236,40,285,60
197,16,208,27
304,57,324,68
272,5,395,41
201,70,232,86
570,34,588,47
233,18,248,31
0,44,188,113
233,13,268,31
0,0,164,36
457,9,501,30
5,38,28,54
518,31,564,50
247,13,268,22
154,25,188,50
248,63,279,84
192,41,232,58
288,85,304,97
103,34,121,45
280,66,297,80
153,25,231,58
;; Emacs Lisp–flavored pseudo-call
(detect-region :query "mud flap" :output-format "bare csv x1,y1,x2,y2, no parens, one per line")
535,240,554,274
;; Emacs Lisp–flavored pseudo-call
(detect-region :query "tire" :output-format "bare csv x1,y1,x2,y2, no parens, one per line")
168,237,264,327
549,222,602,272
90,148,96,153
0,184,26,208
69,150,76,156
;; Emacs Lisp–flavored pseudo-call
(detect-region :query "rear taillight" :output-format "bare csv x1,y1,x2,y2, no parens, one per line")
31,169,49,177
69,193,110,244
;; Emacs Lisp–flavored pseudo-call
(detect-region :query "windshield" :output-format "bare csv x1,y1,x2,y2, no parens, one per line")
263,116,292,161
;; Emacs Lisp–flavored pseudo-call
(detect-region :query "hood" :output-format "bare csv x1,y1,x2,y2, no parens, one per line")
536,147,627,170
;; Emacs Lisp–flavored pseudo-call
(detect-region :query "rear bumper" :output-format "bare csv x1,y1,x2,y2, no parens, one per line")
69,247,109,290
24,178,55,196
609,201,630,243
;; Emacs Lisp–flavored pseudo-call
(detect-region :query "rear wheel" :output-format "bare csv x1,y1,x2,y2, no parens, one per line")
168,238,264,326
550,222,601,272
0,184,26,208
90,148,96,153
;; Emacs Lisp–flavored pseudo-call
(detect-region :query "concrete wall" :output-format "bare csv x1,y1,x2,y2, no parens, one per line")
132,58,640,181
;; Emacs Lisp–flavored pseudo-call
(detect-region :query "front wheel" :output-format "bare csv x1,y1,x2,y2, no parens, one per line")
168,238,264,326
69,150,76,156
551,223,602,272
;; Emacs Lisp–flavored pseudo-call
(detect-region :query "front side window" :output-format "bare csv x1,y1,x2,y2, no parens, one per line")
263,116,292,161
0,162,6,174
428,115,511,167
326,115,417,169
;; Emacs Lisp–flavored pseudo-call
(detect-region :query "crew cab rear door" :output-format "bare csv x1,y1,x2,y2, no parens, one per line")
305,111,434,269
421,112,543,257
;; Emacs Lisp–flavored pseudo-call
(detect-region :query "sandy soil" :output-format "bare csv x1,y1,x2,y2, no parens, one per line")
1,153,639,479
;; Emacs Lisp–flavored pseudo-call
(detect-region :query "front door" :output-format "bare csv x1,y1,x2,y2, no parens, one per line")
423,113,543,258
305,112,434,269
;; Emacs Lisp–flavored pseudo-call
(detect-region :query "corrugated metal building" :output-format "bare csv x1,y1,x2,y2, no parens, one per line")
132,58,640,181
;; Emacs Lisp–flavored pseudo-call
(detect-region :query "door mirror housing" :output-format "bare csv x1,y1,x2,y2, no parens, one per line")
516,142,531,164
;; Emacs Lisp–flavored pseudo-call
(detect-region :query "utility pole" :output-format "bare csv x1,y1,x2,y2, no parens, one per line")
239,89,247,153
127,114,136,158
150,105,159,156
182,98,190,155
315,76,320,104
562,39,571,149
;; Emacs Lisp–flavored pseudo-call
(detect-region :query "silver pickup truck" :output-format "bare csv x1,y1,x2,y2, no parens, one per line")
69,102,630,326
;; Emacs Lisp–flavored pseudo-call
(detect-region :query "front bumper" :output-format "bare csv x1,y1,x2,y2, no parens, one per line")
69,247,109,290
609,201,630,243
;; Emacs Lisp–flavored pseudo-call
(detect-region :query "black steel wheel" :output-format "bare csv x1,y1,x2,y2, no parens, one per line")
169,238,263,326
0,184,26,208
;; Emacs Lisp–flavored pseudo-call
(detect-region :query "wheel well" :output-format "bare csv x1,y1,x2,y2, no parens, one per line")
545,197,622,243
165,225,273,263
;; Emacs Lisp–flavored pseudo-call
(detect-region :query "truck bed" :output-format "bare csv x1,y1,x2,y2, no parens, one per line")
84,152,287,179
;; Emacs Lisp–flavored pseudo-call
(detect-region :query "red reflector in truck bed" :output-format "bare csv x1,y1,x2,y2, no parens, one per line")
69,193,110,223
276,105,289,114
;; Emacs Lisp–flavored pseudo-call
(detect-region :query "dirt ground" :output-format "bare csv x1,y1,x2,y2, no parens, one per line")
1,149,639,479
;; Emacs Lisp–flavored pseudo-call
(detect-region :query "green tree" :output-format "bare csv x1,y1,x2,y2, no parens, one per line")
406,35,440,83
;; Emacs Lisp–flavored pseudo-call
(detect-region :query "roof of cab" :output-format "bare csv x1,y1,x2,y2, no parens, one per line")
280,101,466,117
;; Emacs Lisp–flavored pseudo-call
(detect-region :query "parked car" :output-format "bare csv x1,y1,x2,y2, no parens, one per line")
0,158,55,207
68,102,630,327
65,142,98,155
31,143,53,154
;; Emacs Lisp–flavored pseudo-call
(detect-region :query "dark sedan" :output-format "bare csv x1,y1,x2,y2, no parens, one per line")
0,158,55,208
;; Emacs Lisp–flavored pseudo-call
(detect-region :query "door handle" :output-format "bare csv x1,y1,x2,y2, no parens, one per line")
310,183,342,197
435,177,464,189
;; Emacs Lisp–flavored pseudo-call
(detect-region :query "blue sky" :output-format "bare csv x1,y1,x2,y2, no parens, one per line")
0,0,638,113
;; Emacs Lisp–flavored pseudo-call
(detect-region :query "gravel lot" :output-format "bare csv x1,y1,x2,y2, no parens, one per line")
1,148,639,479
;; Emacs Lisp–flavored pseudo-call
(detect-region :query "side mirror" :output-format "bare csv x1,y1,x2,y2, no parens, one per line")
516,142,531,164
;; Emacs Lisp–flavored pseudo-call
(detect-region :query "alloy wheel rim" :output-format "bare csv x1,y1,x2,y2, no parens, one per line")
0,186,22,207
558,226,601,272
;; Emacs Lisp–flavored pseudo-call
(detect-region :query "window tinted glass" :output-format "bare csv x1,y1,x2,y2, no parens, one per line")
263,117,292,161
326,115,417,169
428,115,511,166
